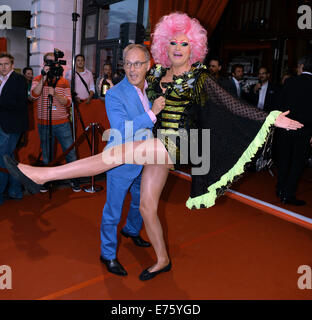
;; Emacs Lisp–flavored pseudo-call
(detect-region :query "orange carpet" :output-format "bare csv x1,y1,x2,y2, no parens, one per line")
0,168,312,300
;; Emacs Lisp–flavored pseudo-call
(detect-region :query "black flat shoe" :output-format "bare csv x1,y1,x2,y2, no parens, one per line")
3,155,43,194
281,196,306,206
139,262,172,281
120,229,151,247
100,256,127,276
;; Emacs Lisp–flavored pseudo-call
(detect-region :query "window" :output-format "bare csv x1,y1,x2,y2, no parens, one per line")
98,0,138,40
82,0,148,77
85,13,97,38
99,47,114,73
239,0,271,31
83,44,97,75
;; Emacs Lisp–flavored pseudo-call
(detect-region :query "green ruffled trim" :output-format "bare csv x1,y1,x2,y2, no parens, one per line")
186,110,282,210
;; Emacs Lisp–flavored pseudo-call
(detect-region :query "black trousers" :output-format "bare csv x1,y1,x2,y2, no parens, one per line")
276,129,311,197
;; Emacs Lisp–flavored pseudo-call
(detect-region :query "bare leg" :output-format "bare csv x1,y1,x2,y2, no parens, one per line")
139,164,171,272
17,138,172,185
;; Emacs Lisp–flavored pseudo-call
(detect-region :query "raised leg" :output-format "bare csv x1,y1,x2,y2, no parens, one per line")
16,138,172,185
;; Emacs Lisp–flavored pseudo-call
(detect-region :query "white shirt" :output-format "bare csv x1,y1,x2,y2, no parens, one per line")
133,80,156,124
232,77,241,98
257,81,268,110
302,71,312,76
0,70,13,96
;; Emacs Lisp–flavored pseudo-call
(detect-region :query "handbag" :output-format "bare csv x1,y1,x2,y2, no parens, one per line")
255,128,275,172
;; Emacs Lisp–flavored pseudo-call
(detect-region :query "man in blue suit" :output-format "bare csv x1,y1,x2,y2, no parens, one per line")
100,44,165,276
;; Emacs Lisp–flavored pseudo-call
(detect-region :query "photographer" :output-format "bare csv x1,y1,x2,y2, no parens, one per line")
30,50,81,192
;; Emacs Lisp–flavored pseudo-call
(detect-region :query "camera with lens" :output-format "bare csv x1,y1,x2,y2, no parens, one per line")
41,49,67,83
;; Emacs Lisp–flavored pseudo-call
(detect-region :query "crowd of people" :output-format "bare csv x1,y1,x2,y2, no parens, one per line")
1,12,311,281
206,56,312,205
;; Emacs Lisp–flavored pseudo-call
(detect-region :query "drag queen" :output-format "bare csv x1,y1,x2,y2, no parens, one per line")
4,13,303,280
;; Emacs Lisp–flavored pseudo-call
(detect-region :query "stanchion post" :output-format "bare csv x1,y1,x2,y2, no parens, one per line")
71,0,80,142
83,122,103,193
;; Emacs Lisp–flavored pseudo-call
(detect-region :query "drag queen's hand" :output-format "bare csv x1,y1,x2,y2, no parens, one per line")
274,111,304,130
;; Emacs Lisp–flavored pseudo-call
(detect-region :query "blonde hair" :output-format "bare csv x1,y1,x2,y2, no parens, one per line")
123,44,150,62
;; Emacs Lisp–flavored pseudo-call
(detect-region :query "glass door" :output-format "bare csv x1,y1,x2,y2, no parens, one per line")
96,42,119,78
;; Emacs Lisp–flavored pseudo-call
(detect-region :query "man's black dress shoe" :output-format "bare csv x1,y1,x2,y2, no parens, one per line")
120,229,151,247
139,262,172,281
100,256,127,276
3,155,43,194
281,196,306,206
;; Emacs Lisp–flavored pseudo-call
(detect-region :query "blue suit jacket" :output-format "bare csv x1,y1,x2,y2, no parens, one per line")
104,77,154,178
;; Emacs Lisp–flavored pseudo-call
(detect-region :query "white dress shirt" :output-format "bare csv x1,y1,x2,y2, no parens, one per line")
257,81,268,110
0,70,13,96
232,77,241,98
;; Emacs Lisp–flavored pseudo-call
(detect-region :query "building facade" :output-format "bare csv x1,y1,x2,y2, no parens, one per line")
0,0,32,71
80,0,149,78
2,0,148,77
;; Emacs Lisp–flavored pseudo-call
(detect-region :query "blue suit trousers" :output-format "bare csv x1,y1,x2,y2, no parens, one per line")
100,173,143,260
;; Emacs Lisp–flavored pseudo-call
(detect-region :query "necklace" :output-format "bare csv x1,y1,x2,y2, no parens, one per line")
147,62,207,100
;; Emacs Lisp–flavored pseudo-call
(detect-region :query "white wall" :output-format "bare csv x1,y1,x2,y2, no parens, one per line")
1,0,83,76
0,0,32,72
28,0,83,76
5,0,32,11
0,28,28,72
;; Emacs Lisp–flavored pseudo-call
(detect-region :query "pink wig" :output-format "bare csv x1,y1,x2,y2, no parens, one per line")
151,12,208,68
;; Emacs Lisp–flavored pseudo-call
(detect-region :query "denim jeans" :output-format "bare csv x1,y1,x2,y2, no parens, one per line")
0,125,23,204
38,122,77,165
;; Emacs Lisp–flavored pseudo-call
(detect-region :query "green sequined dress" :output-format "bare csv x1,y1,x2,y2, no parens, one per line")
146,63,281,209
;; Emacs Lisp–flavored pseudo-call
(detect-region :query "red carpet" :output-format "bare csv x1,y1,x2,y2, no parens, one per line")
0,168,312,300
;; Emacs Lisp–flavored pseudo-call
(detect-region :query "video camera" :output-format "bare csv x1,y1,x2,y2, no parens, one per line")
41,49,67,82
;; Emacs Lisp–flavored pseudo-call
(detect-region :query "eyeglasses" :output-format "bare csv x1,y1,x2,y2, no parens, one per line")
169,41,189,47
124,60,148,69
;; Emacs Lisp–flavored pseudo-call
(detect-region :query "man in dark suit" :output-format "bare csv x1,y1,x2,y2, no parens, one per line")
247,67,280,112
208,58,236,95
229,64,245,99
275,55,312,205
0,53,28,205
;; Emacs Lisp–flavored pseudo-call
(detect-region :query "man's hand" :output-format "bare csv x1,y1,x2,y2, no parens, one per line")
85,97,91,104
48,87,55,96
107,79,114,87
253,83,262,93
151,96,166,116
75,96,82,104
42,65,50,82
98,78,114,93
